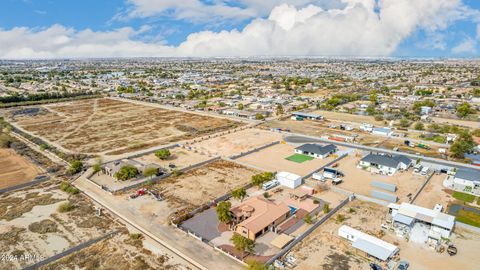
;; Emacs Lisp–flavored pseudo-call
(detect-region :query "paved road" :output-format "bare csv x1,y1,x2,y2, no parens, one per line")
73,173,243,270
284,134,480,171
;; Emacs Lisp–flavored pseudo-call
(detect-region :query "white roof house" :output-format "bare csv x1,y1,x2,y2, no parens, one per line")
276,171,302,189
388,203,455,238
338,225,399,261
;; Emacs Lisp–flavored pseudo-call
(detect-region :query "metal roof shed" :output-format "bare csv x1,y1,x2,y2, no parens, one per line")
393,214,414,226
352,239,395,261
371,180,397,192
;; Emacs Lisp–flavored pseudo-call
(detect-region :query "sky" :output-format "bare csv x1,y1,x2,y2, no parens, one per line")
0,0,480,59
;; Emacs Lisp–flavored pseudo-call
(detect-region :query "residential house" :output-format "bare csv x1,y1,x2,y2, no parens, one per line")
294,144,337,159
359,153,412,175
231,197,290,240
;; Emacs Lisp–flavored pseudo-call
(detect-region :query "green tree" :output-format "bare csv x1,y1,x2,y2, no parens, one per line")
246,259,268,270
238,103,244,110
155,149,171,160
255,113,264,120
399,118,411,128
304,213,313,224
251,172,275,187
231,233,255,254
323,203,330,214
369,90,378,105
114,165,139,181
231,187,247,201
456,102,474,118
216,201,233,224
0,134,12,148
68,160,83,174
143,167,158,178
276,104,284,116
450,131,475,159
414,122,424,131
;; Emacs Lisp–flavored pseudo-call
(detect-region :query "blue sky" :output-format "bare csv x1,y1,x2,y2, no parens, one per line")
0,0,479,58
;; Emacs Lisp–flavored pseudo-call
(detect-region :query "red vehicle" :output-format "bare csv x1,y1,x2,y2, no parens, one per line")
332,163,339,168
130,188,147,199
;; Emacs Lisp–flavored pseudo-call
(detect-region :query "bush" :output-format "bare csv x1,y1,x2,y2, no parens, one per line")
251,172,275,187
263,192,270,198
114,165,139,181
155,149,171,160
313,199,320,204
58,202,74,213
59,181,79,195
304,214,313,224
323,203,330,214
68,160,83,175
130,233,143,240
336,214,345,223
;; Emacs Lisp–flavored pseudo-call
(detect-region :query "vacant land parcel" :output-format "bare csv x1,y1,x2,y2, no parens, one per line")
8,98,241,155
0,183,116,269
151,159,259,222
0,148,43,189
188,128,282,157
132,146,211,170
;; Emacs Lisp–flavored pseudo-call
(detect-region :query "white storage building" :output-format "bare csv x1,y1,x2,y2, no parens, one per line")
276,172,302,189
338,225,399,261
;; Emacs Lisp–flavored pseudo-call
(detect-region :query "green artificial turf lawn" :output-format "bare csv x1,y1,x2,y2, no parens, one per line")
285,154,314,163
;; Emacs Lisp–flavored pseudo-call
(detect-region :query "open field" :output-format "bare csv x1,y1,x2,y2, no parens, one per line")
188,128,282,157
236,143,346,176
133,146,211,170
0,182,116,269
39,231,191,270
0,148,43,189
312,110,385,126
331,151,425,202
8,98,241,155
432,117,480,129
151,159,259,222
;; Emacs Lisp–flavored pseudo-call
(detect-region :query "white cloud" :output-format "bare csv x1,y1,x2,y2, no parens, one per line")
121,0,344,22
0,0,477,59
0,25,174,59
120,0,258,23
477,24,480,40
452,37,477,54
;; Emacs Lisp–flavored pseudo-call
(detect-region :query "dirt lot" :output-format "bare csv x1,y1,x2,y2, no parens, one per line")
132,147,211,170
333,151,425,202
413,173,454,209
8,98,241,155
0,182,116,269
0,148,43,189
236,143,344,176
39,232,191,270
188,128,282,157
432,117,480,129
290,200,388,270
311,110,384,126
152,159,259,221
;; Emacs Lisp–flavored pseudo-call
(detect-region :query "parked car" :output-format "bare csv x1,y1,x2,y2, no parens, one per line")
397,260,409,270
369,263,382,270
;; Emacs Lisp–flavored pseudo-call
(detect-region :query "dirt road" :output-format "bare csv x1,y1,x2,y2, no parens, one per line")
73,172,244,270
